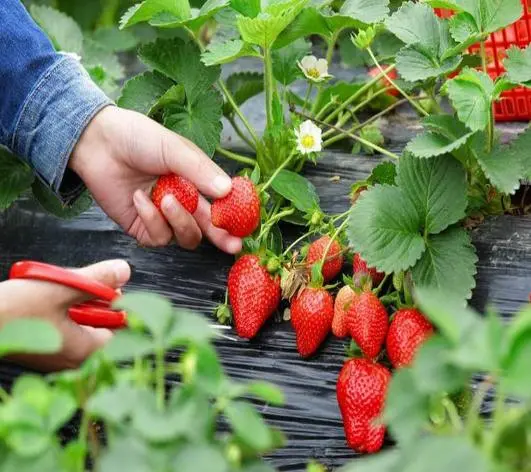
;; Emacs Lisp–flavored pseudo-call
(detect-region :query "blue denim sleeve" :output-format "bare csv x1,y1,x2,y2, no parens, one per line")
0,0,113,200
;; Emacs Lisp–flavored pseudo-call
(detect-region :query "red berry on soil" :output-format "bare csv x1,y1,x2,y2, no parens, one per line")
386,308,434,368
306,236,344,282
291,287,334,358
211,176,260,238
347,290,388,359
151,174,199,214
368,66,399,97
333,285,356,338
228,255,281,339
337,358,391,454
353,253,385,287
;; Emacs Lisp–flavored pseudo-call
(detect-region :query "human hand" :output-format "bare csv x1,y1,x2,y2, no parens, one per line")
69,106,243,254
0,259,130,371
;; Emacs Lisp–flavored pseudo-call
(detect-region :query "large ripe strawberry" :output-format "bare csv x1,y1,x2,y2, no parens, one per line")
211,176,260,238
386,308,434,368
353,253,385,287
337,358,391,453
333,285,356,338
306,236,344,282
151,174,199,214
228,255,281,339
346,290,388,359
290,288,334,358
368,66,399,97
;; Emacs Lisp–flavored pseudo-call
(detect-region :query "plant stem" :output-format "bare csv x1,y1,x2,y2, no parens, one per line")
283,229,317,256
320,218,349,266
367,47,428,117
295,109,400,160
228,116,256,150
303,83,314,113
216,147,256,166
480,41,488,74
78,408,90,472
258,208,295,241
323,64,397,124
442,397,463,431
323,98,407,147
264,47,275,128
331,210,351,223
326,33,338,64
466,376,492,436
155,347,165,411
261,151,297,192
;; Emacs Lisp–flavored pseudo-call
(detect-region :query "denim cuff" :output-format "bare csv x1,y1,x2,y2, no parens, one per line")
11,55,113,200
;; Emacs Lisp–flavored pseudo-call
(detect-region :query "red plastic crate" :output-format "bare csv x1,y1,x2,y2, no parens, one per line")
435,1,531,121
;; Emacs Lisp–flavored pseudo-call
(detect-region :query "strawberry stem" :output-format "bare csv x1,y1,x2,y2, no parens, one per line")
319,218,349,267
260,150,298,193
216,147,256,166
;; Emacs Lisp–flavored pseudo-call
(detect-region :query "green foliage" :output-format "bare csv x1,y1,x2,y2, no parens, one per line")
0,319,62,357
223,72,265,116
270,170,320,212
117,71,176,115
0,149,35,210
31,181,93,219
505,44,531,86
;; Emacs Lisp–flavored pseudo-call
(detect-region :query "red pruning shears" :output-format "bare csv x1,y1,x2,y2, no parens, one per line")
8,261,127,329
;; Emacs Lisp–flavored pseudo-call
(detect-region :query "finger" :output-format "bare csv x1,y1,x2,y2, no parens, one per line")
194,196,243,255
133,189,173,247
160,195,202,251
158,126,232,199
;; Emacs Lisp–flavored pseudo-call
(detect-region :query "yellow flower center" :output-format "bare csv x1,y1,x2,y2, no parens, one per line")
301,134,315,149
307,67,321,79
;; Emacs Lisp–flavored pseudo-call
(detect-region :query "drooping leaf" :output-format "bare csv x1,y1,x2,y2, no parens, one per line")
32,181,93,219
504,44,531,86
444,68,494,132
348,185,425,274
406,114,476,158
0,149,34,210
223,72,264,116
30,5,83,54
0,319,61,357
117,71,175,115
397,153,468,234
412,227,478,301
272,39,311,85
201,40,261,66
270,170,320,212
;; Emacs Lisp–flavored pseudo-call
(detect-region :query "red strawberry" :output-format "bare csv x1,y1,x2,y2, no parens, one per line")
353,253,385,287
228,255,281,339
151,174,199,214
346,291,388,359
368,66,399,97
337,358,391,454
386,309,434,368
306,236,344,282
290,288,334,358
333,286,356,338
211,177,260,238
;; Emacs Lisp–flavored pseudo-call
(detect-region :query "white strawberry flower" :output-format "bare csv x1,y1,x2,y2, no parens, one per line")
295,120,322,155
298,55,332,83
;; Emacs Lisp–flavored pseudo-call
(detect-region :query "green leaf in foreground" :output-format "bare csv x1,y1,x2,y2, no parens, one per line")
32,181,93,219
120,0,192,29
0,149,35,210
504,44,531,86
173,444,229,472
0,319,61,357
412,227,477,301
366,161,397,186
456,0,523,36
397,153,468,235
406,114,476,158
396,44,461,82
30,5,83,54
247,381,285,406
223,72,264,116
225,401,274,451
339,0,390,25
201,40,260,66
270,170,320,212
117,71,174,115
348,185,425,274
472,129,531,194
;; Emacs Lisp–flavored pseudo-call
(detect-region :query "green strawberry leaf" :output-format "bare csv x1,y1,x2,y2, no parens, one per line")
30,5,83,55
313,81,364,115
139,38,220,103
150,0,230,30
504,45,531,86
472,129,531,194
397,154,468,235
348,185,426,274
270,170,320,212
0,148,35,210
366,161,397,186
230,0,261,17
406,115,476,158
223,72,264,116
444,68,494,132
272,38,311,85
412,227,478,301
274,8,331,48
0,319,61,357
339,0,390,24
90,27,140,52
163,87,223,157
120,0,192,29
457,0,523,35
396,44,461,82
237,0,307,48
117,71,175,115
82,38,125,81
201,40,261,66
225,401,275,451
32,181,93,219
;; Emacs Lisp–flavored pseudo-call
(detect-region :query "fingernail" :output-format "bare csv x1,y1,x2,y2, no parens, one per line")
111,260,131,285
162,194,177,214
227,238,243,255
213,175,232,195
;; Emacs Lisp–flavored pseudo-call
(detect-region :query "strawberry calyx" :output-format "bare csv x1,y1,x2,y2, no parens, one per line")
215,303,232,325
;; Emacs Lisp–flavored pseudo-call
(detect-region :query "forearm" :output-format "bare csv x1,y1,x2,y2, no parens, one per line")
0,0,112,200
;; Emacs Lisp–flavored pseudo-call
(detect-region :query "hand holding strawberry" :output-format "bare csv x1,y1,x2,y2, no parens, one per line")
151,174,199,215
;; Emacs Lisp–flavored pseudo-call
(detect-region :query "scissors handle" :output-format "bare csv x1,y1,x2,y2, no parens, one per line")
9,261,119,301
69,303,127,329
